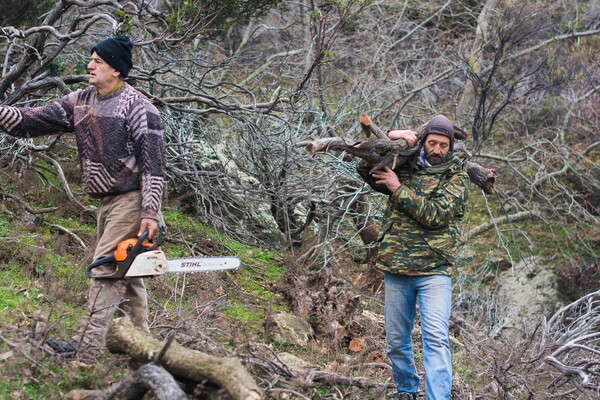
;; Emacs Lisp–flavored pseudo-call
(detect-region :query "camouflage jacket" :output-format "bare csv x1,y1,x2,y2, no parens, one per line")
358,154,470,275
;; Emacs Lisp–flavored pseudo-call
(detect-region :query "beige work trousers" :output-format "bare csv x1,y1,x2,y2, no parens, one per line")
74,190,151,350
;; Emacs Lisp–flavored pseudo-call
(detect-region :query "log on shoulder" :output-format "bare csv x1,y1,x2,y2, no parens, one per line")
359,114,389,140
295,136,497,194
105,317,262,400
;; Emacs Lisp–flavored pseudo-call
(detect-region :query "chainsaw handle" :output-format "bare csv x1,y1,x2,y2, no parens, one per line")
86,255,118,278
86,226,164,279
150,225,164,249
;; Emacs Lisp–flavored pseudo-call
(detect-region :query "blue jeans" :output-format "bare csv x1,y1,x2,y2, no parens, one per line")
384,273,452,400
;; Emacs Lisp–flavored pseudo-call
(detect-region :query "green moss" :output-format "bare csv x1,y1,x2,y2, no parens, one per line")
221,300,266,333
0,283,42,314
162,208,195,229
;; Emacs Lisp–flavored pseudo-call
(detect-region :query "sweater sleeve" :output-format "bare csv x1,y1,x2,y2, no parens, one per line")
0,97,74,137
130,101,165,220
389,170,470,229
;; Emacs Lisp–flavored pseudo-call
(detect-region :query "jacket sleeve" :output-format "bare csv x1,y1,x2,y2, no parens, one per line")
0,96,74,137
389,170,470,229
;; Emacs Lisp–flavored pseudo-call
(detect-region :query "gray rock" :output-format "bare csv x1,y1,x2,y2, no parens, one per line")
272,312,314,346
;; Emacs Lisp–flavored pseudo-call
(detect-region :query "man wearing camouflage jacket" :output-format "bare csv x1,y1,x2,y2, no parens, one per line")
358,115,470,400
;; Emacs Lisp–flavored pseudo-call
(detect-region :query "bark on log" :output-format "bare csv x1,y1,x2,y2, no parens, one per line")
66,364,187,400
464,161,497,195
296,136,497,194
105,317,262,400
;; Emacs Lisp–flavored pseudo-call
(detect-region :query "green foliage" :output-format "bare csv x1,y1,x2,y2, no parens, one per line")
222,299,255,321
452,341,477,384
0,349,128,400
0,215,10,236
162,208,194,228
41,58,66,77
163,0,282,38
0,0,54,28
112,8,134,32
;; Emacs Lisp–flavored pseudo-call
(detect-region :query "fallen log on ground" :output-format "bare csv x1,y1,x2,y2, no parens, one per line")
66,363,187,400
104,317,262,400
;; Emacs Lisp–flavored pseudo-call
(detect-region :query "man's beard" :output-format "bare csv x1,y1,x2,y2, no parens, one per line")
426,151,445,165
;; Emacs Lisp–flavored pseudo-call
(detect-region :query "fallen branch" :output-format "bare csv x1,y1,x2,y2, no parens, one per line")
65,363,187,400
544,356,596,389
33,152,93,213
360,113,468,141
105,317,262,400
301,368,394,389
467,210,540,237
49,224,87,249
359,114,389,140
0,191,58,214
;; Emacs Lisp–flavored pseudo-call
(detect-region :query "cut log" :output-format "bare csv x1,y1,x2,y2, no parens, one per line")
296,136,497,194
464,161,497,195
359,114,389,140
348,338,366,352
105,317,262,400
360,114,468,141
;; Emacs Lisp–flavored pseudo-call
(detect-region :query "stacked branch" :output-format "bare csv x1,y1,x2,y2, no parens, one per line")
297,114,497,194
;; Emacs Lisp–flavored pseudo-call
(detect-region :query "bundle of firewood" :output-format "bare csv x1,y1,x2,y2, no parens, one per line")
296,114,496,194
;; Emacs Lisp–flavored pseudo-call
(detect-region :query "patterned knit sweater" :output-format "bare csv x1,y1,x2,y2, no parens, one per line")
0,84,165,220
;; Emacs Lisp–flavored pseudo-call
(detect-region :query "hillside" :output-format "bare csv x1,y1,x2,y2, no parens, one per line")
0,134,598,399
1,0,599,399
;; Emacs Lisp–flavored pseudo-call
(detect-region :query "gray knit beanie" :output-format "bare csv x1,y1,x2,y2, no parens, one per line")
91,36,133,78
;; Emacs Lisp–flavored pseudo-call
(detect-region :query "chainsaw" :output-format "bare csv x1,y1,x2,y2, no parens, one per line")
86,227,240,279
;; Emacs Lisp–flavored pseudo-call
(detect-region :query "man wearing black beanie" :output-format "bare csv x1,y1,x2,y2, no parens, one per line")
0,36,165,359
91,36,133,78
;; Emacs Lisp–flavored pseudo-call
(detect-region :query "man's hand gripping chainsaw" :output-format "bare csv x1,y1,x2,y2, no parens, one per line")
86,227,240,279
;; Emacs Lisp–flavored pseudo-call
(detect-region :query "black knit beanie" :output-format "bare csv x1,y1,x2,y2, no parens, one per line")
91,36,133,78
422,114,455,150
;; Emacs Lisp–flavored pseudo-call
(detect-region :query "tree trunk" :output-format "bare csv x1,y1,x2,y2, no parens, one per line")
105,317,263,400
